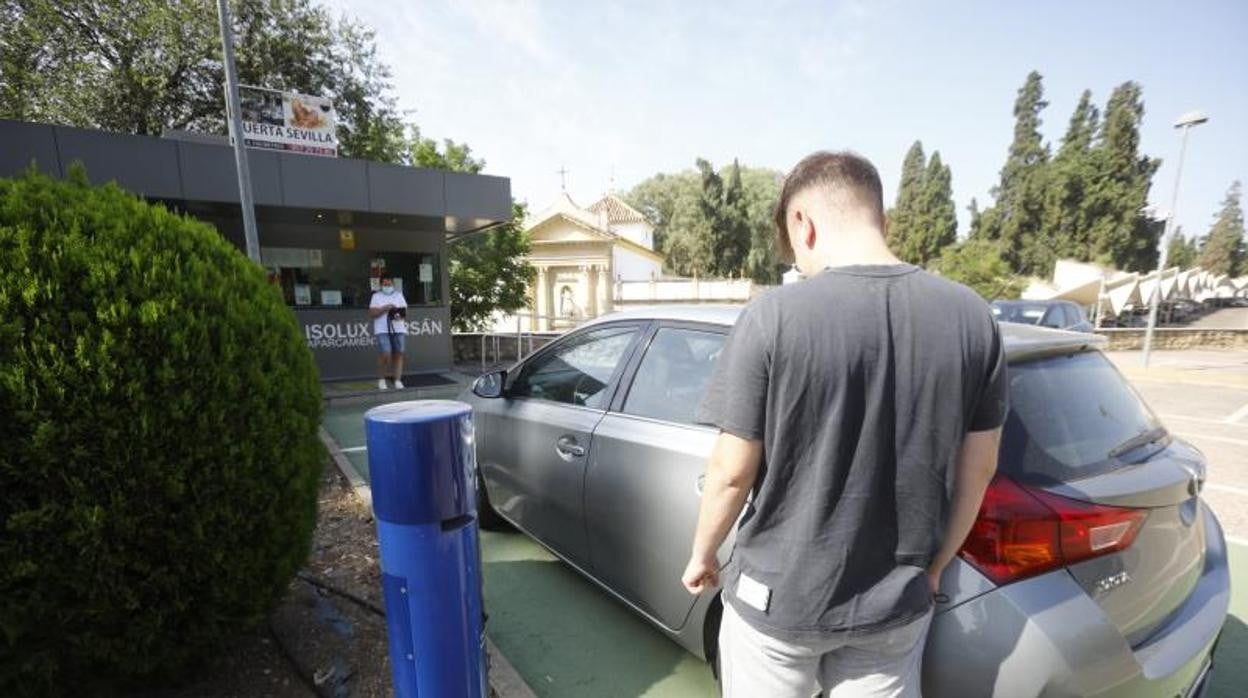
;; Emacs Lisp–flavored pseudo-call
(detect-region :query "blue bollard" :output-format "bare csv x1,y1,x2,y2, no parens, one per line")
365,400,487,698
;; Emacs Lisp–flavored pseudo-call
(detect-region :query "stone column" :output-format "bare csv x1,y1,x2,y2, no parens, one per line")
533,266,548,331
578,265,592,319
597,264,611,315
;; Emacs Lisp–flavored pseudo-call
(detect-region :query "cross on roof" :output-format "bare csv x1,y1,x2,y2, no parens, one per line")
557,166,569,192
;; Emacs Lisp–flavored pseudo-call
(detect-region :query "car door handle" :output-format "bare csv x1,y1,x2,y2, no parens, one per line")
555,436,586,458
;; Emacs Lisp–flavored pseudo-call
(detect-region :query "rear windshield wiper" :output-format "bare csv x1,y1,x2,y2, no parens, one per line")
1107,426,1168,459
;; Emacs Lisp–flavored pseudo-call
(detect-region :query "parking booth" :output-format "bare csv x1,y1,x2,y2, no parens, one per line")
0,118,514,380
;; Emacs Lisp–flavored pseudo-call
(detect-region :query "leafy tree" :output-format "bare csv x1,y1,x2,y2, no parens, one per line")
1165,227,1198,269
0,0,407,162
405,125,484,173
978,71,1050,273
626,161,781,282
738,167,784,284
449,202,535,331
931,239,1023,300
624,170,700,254
1198,181,1245,277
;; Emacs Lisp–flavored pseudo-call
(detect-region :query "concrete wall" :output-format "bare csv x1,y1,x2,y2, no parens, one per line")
616,278,753,303
612,246,662,281
1096,328,1248,351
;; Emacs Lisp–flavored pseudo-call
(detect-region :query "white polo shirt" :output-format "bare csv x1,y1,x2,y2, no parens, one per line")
369,290,408,334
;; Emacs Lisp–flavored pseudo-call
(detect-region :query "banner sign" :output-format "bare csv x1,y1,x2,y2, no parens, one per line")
236,85,337,157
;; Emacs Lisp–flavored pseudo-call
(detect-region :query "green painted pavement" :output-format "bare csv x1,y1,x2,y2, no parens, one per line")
321,383,467,483
481,530,718,698
1210,543,1248,698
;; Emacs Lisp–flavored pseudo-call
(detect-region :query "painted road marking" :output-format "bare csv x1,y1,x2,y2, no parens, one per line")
1161,413,1248,428
1174,431,1248,448
340,446,368,453
1207,483,1248,497
1225,402,1248,424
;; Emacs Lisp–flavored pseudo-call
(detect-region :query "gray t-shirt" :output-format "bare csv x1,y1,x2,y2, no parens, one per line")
696,264,1008,641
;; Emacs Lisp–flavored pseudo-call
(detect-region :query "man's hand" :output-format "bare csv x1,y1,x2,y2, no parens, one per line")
681,554,720,595
925,565,942,595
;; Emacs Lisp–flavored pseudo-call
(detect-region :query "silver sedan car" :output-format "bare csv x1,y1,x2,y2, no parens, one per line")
463,306,1229,697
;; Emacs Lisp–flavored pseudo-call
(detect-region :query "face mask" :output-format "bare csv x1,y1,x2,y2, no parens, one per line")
382,286,394,295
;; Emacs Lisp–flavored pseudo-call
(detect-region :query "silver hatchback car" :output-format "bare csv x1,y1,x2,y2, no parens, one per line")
463,306,1229,697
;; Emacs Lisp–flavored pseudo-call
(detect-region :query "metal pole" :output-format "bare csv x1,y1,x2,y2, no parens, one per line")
1142,125,1192,367
216,0,261,264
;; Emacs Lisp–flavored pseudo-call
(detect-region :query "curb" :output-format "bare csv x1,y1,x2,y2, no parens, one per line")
318,425,536,698
318,426,371,509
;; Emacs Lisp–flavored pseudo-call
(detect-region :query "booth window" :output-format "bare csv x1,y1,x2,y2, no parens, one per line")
262,247,442,308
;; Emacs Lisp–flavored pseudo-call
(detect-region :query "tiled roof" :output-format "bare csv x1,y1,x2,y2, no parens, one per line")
587,194,647,224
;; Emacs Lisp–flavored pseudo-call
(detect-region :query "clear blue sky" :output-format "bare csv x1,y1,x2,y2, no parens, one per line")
327,0,1246,243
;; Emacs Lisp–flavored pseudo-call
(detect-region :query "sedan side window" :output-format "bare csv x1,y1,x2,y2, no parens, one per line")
509,325,639,408
622,328,725,425
1066,304,1085,327
1040,307,1065,329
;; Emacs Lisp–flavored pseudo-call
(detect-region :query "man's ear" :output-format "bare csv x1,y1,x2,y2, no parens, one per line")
800,209,817,252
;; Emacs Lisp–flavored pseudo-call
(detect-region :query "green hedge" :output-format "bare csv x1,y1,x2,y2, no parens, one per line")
0,166,323,694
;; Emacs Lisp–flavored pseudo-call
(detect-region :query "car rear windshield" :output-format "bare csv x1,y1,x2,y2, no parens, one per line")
992,302,1047,325
1000,351,1165,483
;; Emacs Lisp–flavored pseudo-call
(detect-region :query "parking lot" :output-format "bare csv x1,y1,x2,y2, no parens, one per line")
322,349,1248,697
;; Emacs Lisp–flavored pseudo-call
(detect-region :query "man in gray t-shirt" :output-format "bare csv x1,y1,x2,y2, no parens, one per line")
681,151,1006,697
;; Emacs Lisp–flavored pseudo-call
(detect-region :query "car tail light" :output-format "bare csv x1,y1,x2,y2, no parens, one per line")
959,474,1147,585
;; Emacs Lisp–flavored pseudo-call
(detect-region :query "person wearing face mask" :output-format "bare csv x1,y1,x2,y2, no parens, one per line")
368,275,408,390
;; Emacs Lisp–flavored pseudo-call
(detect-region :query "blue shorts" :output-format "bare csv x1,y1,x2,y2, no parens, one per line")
376,332,406,354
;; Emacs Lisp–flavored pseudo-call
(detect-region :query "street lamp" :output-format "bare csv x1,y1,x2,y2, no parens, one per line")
1142,110,1208,367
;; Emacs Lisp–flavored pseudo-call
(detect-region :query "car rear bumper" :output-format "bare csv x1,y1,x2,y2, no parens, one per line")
923,504,1230,697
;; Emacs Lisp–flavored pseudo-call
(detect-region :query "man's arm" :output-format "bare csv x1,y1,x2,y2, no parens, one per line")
681,431,763,595
927,427,1001,592
367,299,393,318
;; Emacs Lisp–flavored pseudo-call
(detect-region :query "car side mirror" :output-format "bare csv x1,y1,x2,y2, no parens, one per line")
472,370,506,399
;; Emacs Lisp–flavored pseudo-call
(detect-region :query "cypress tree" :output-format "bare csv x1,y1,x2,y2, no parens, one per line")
979,71,1050,273
1042,89,1100,267
1087,82,1161,272
1165,227,1198,270
1198,181,1245,277
887,141,928,262
919,152,958,264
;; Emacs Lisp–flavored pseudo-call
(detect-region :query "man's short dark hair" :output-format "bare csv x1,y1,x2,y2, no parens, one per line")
772,151,885,263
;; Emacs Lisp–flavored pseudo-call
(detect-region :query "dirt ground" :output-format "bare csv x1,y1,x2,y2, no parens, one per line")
145,465,393,698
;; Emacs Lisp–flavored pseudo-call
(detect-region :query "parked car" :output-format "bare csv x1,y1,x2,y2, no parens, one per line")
463,306,1228,697
991,299,1094,332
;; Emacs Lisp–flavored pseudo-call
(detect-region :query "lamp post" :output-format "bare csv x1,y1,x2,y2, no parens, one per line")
216,0,261,264
1142,110,1207,368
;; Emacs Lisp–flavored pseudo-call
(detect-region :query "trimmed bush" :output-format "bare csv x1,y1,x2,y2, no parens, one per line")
0,166,323,694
